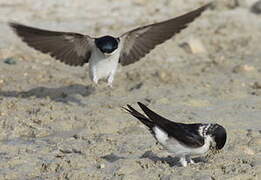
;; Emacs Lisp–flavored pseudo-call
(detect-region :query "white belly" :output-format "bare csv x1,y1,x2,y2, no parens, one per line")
166,136,211,156
154,126,211,157
89,48,120,84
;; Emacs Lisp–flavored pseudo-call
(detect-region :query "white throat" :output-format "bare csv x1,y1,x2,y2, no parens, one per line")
88,45,121,86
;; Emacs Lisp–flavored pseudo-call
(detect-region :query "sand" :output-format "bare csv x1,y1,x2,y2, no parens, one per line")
0,0,261,179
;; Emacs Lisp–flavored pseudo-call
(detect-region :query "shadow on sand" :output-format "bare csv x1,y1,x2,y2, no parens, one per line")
0,84,95,105
101,151,207,167
140,151,207,167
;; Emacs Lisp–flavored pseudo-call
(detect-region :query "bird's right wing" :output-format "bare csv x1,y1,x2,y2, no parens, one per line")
9,22,93,66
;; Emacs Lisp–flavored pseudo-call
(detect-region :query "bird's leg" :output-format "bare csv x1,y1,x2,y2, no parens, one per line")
89,66,99,84
107,72,115,88
188,156,195,164
179,156,188,167
107,77,113,87
93,75,98,84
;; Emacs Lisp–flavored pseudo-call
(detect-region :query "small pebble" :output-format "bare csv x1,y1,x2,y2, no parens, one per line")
98,163,105,169
252,82,261,89
240,145,255,155
251,0,261,14
3,57,17,65
155,71,173,83
180,38,206,54
252,158,261,167
248,136,261,146
233,64,255,73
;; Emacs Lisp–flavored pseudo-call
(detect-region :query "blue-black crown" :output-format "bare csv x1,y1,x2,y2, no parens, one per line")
95,36,119,54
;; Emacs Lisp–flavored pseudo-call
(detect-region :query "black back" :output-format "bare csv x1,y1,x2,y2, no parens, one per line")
137,102,205,148
125,102,227,150
95,36,119,54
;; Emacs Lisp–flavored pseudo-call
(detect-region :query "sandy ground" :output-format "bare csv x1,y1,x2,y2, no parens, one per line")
0,0,261,179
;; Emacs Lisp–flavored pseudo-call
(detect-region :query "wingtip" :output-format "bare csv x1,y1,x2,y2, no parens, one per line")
8,21,19,27
137,102,146,108
137,102,141,105
8,22,23,32
8,21,16,29
121,105,131,113
122,104,136,113
124,103,154,129
127,104,132,109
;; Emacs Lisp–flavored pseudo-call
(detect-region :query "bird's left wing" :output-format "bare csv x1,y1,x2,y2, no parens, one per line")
137,102,204,148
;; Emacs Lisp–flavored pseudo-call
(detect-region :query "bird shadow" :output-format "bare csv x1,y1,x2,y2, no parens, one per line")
0,84,95,105
101,153,126,163
140,151,207,167
101,151,207,167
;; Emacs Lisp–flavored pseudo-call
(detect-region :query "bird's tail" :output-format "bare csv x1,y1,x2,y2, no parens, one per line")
123,104,154,129
137,102,172,125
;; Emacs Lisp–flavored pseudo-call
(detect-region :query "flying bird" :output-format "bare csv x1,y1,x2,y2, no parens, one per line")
124,102,227,167
9,4,210,86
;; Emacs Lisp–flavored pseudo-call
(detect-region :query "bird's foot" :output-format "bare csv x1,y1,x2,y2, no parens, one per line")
179,156,188,167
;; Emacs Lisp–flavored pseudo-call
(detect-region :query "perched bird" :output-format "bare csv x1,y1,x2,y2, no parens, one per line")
124,102,227,167
9,4,210,87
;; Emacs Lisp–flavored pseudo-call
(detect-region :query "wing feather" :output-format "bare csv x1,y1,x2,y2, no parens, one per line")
137,102,205,148
119,4,210,66
9,22,93,66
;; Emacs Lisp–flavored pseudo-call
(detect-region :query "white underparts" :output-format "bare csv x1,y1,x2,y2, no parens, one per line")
153,126,213,167
179,156,187,167
89,45,121,86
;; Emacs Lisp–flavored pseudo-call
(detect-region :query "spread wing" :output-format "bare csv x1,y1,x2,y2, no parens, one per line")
9,22,93,66
119,4,210,66
137,102,205,148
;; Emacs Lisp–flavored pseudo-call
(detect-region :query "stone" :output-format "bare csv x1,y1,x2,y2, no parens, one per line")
239,145,255,155
251,0,261,14
233,64,255,73
180,38,206,54
3,57,17,65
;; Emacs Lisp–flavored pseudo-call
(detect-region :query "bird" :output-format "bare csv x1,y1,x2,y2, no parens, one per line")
123,102,227,167
9,4,210,87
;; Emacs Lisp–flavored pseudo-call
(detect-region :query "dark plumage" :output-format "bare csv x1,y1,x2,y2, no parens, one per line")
9,4,211,86
124,102,227,167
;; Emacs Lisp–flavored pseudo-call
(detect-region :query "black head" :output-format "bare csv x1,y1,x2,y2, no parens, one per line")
207,124,227,150
94,36,119,54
